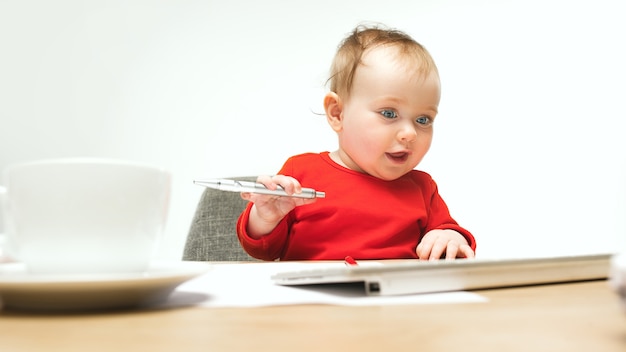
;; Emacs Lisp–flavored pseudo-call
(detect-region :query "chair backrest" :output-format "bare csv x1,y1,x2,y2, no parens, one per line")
183,176,258,261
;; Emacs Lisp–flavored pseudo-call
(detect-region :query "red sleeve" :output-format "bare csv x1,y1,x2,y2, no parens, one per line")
236,202,291,260
236,158,299,261
424,178,476,251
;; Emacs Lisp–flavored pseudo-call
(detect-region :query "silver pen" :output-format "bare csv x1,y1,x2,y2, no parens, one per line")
193,178,326,199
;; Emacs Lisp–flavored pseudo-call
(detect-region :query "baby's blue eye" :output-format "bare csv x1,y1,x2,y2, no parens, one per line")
381,110,397,119
416,116,432,126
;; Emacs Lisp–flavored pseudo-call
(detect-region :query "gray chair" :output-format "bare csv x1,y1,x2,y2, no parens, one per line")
183,176,258,261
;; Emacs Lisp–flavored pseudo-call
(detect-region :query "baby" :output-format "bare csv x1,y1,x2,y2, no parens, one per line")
236,25,476,261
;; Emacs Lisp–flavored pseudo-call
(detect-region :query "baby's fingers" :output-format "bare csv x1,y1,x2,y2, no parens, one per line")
458,244,475,259
428,240,448,260
415,239,432,260
443,241,459,260
261,175,302,196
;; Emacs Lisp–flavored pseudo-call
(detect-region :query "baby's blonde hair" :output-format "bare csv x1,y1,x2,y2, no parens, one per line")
328,25,438,97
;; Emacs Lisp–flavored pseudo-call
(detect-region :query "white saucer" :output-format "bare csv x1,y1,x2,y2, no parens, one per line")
0,261,211,311
610,254,626,312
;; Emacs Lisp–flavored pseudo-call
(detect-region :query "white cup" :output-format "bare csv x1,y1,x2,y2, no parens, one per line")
0,158,171,274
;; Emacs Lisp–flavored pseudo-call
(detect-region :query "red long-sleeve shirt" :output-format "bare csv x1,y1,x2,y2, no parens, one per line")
237,152,475,260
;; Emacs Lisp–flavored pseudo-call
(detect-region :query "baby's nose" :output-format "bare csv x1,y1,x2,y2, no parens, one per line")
397,124,417,142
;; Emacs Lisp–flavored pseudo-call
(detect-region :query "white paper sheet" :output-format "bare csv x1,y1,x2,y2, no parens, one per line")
163,261,487,308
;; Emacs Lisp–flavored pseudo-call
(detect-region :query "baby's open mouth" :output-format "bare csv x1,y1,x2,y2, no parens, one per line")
386,152,409,162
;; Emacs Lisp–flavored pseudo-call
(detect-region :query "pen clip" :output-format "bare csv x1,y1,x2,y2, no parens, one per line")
344,256,358,266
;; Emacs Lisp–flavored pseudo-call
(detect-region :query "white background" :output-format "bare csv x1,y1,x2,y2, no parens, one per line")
1,0,624,260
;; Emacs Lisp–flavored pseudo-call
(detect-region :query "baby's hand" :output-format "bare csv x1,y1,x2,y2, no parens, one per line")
416,229,475,260
241,175,317,238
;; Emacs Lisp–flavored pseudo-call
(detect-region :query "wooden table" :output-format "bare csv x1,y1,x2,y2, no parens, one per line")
0,280,624,352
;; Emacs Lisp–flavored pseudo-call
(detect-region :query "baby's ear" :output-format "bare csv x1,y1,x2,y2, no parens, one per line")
324,92,343,132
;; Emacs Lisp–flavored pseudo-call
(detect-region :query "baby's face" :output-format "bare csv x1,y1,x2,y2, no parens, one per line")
335,46,441,180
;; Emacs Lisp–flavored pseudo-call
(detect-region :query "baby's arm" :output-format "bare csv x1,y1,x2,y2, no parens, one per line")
240,175,317,238
416,229,475,260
